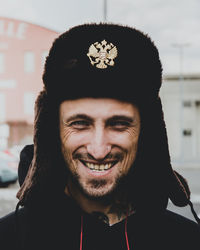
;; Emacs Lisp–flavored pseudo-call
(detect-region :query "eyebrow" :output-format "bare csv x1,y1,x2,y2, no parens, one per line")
63,114,134,124
106,115,134,123
64,114,93,124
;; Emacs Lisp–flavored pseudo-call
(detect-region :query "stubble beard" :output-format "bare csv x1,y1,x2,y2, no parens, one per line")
61,147,128,201
68,169,125,201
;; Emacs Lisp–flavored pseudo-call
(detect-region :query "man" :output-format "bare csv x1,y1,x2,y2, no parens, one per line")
0,23,199,250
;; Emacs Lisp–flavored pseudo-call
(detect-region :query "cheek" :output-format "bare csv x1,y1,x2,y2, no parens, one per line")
122,143,138,170
60,128,74,149
60,127,86,150
60,128,76,165
113,130,139,174
60,127,90,164
120,144,138,175
109,128,140,149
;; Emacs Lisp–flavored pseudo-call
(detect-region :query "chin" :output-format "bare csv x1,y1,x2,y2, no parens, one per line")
80,179,118,201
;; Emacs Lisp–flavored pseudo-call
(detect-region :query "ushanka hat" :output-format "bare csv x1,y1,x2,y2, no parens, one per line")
17,23,199,223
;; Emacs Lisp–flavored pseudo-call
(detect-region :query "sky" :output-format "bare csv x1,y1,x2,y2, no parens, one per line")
0,0,200,75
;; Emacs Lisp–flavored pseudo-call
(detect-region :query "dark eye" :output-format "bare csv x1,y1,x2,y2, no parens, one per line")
109,121,131,130
70,120,90,129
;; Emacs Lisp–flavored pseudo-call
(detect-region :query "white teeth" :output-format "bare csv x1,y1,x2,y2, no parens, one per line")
89,163,94,169
85,162,114,171
100,164,104,170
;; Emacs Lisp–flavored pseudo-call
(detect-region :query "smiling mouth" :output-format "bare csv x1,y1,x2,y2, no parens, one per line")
79,160,118,171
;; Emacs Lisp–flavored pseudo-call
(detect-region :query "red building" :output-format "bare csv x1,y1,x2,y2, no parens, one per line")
0,17,59,148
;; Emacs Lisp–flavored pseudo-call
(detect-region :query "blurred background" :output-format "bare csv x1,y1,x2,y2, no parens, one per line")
0,0,200,221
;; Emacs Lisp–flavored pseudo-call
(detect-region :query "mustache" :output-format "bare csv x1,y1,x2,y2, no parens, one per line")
73,152,124,162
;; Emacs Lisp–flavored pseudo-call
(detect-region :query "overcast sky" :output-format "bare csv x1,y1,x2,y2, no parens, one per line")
0,0,200,75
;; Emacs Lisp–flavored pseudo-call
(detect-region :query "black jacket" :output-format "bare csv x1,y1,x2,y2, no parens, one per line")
0,192,200,250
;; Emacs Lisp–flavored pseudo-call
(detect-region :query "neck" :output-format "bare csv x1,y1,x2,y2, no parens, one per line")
64,181,134,225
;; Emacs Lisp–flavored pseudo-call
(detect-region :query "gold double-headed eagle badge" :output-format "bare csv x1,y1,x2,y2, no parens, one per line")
87,40,118,69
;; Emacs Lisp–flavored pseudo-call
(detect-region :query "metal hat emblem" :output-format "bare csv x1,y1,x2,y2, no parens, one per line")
87,40,118,69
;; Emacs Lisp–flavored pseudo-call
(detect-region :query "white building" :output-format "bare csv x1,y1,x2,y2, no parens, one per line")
160,75,200,169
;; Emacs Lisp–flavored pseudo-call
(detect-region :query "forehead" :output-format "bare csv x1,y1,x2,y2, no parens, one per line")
59,98,139,119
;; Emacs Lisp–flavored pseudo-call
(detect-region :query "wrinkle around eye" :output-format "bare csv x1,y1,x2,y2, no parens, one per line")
109,123,139,133
122,126,140,139
60,127,77,143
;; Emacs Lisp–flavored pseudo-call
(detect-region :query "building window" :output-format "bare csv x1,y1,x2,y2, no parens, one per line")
183,129,192,136
0,53,5,73
195,100,200,107
0,80,16,88
0,92,6,122
24,51,35,73
24,92,35,115
183,100,192,107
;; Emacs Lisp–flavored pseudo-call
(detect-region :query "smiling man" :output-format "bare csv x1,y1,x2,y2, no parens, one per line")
60,98,140,224
0,23,200,250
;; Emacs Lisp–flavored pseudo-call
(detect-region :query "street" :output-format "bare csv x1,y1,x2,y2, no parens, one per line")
0,182,19,218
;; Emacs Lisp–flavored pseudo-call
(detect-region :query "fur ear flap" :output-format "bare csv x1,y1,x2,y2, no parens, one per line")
168,169,190,207
17,90,51,204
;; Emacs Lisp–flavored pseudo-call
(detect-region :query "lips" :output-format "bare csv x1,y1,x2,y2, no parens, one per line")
79,160,118,171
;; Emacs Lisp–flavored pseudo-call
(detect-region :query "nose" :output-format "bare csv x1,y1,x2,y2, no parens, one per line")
87,127,111,160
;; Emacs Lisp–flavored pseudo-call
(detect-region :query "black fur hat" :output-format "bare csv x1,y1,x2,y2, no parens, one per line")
43,23,162,103
17,23,194,216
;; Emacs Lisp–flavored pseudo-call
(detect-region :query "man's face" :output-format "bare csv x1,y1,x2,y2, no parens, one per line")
59,98,140,199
